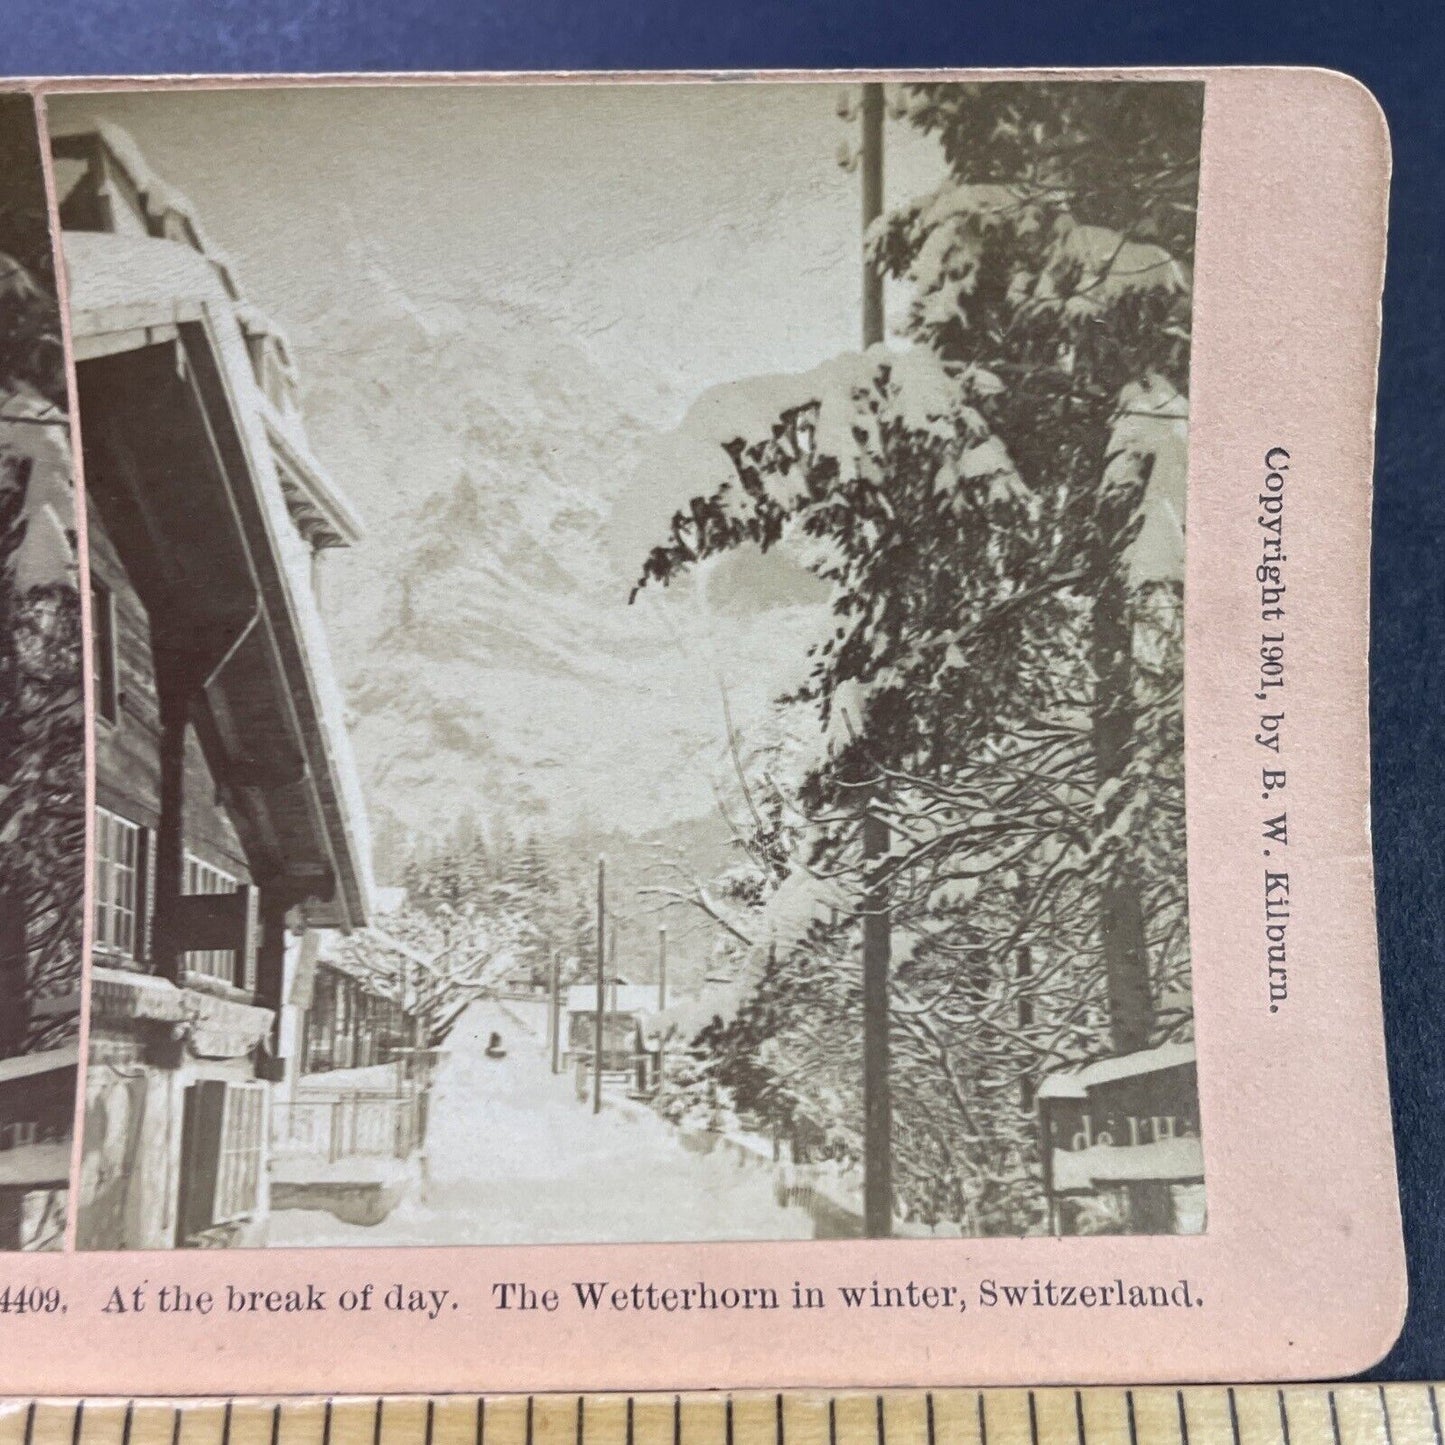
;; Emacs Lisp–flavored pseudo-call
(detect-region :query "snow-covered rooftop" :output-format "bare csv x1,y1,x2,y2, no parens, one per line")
1050,1135,1204,1192
63,229,375,929
565,984,660,1018
1037,1040,1197,1101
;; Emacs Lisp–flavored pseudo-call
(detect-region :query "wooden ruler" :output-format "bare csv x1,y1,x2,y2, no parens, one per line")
0,1389,1436,1445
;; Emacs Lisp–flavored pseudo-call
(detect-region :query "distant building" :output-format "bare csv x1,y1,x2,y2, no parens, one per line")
287,916,435,1082
270,927,432,1225
55,125,374,1249
563,981,660,1071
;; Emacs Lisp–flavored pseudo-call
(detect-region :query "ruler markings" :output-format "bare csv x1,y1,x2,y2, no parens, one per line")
20,1389,1445,1445
75,1402,118,1445
219,1406,259,1445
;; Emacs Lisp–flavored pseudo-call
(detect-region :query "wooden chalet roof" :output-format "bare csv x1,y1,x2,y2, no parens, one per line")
60,227,374,930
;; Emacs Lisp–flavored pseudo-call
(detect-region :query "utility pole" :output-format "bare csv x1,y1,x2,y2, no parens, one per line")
861,82,885,352
594,857,605,1115
548,949,561,1075
857,79,893,1240
656,925,668,1092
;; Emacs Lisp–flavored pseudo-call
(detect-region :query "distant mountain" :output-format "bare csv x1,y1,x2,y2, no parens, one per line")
286,246,822,872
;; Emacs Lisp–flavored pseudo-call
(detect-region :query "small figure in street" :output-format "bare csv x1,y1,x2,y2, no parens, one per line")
485,1031,506,1059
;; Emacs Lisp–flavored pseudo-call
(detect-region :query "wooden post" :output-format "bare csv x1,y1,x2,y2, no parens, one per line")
548,950,561,1075
151,648,192,984
656,925,668,1091
1093,562,1153,1055
0,889,28,1058
594,857,605,1115
608,917,618,1035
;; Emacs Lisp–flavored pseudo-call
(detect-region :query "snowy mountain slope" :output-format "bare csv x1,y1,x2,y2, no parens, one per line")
287,251,825,863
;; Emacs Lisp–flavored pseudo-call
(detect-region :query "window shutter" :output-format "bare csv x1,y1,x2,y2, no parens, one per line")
178,1081,267,1242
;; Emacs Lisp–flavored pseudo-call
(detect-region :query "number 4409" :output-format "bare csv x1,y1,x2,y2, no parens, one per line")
0,1286,64,1314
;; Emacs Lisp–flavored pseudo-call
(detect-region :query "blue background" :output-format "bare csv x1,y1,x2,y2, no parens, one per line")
4,0,1443,1382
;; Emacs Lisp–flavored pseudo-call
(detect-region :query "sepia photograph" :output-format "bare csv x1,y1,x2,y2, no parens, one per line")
0,93,84,1252
49,77,1203,1250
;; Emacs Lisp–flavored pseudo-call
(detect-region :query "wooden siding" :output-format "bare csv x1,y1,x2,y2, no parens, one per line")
89,519,159,828
88,509,253,909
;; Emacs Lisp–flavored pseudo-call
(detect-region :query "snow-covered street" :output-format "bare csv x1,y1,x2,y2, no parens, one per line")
267,999,813,1246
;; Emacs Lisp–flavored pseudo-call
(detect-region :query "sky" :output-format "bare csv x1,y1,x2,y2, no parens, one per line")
48,82,942,426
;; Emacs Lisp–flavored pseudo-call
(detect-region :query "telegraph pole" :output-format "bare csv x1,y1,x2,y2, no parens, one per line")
594,857,605,1115
861,83,885,351
548,949,561,1075
656,925,668,1092
857,80,893,1240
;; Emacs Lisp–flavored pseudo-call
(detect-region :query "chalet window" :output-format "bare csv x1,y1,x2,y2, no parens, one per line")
90,578,118,724
93,807,141,958
183,855,239,985
178,1080,266,1241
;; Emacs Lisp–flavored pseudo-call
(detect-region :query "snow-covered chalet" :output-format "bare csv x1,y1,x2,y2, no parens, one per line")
53,124,375,1249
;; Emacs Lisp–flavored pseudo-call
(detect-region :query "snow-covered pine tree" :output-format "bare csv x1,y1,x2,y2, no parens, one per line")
631,80,1200,1233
